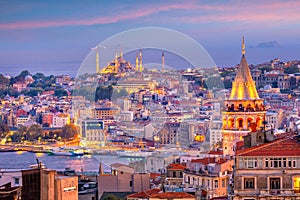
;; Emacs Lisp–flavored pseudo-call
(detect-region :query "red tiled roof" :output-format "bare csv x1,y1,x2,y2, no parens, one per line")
150,192,195,199
237,134,300,157
191,157,228,165
167,163,186,171
127,188,161,198
191,157,216,165
150,173,161,179
208,150,223,155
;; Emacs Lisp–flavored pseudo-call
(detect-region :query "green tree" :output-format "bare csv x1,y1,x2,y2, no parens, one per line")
290,77,297,89
271,81,278,88
17,125,28,141
205,76,224,90
95,85,113,101
0,123,10,138
33,73,46,80
112,88,128,99
259,66,272,73
61,124,77,139
0,74,9,85
24,88,44,97
284,65,300,74
28,124,43,139
55,88,68,97
104,195,120,200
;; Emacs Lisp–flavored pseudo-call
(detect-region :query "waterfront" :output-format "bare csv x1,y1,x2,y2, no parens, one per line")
0,151,142,172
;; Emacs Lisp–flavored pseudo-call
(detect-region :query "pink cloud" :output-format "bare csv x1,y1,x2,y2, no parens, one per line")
176,0,300,26
0,2,203,30
1,1,300,30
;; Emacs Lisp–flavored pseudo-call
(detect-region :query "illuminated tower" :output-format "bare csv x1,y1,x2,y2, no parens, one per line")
162,51,165,72
135,51,139,71
139,49,143,72
222,37,266,156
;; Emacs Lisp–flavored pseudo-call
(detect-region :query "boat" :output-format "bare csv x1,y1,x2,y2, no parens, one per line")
47,147,84,156
116,150,153,158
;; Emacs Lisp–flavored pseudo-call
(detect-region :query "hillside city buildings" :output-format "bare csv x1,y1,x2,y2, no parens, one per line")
1,39,300,199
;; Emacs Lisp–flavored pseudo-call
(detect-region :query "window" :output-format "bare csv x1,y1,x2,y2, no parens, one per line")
283,158,286,167
214,180,219,188
129,181,132,187
14,177,20,185
244,178,255,189
270,178,280,190
173,171,176,177
244,158,257,168
222,179,225,188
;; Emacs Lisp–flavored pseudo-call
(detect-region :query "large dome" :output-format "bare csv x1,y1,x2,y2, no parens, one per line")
263,84,272,91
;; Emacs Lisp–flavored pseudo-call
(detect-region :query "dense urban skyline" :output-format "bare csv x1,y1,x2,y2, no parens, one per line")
1,0,300,75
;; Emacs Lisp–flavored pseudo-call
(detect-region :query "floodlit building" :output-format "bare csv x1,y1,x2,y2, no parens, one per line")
222,38,266,156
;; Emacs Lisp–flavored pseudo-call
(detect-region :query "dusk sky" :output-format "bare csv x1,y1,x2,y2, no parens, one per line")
1,0,300,76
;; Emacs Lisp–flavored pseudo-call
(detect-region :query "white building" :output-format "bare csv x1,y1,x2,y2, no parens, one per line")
209,120,222,149
16,116,29,127
0,169,22,187
52,114,70,128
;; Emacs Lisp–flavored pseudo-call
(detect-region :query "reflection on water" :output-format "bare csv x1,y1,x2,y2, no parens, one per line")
35,152,45,158
0,152,139,172
16,150,25,155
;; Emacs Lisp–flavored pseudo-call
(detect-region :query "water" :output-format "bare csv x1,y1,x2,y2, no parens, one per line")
0,151,142,172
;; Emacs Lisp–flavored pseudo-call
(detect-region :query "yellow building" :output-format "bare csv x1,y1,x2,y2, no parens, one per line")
222,38,266,156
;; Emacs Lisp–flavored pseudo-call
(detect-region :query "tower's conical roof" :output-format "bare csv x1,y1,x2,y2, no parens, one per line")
229,37,260,100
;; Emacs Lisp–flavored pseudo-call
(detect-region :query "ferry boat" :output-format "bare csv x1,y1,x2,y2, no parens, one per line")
116,150,153,158
47,147,84,156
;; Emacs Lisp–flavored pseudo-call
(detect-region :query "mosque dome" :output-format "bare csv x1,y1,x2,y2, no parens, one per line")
25,75,34,83
263,84,272,91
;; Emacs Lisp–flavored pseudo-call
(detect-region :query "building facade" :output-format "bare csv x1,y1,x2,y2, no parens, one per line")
233,133,300,200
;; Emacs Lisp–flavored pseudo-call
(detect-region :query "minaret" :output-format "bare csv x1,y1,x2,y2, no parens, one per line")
222,37,266,156
162,51,165,72
120,48,123,58
96,48,100,74
135,51,139,71
139,49,143,72
115,51,119,73
92,46,100,74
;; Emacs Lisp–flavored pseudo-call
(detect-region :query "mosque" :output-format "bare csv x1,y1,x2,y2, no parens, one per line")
95,49,144,75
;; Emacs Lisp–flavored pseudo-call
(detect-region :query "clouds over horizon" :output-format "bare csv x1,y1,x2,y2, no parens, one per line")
1,0,300,30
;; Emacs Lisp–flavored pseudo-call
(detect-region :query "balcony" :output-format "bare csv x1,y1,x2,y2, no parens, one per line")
234,189,300,197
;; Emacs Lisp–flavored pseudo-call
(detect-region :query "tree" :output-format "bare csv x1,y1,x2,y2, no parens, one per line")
61,124,78,139
0,74,9,85
259,66,272,73
103,195,120,200
284,65,300,74
112,88,128,99
0,123,9,138
17,125,28,141
28,124,43,139
55,88,68,97
290,77,297,89
95,85,113,101
271,81,278,88
33,73,45,80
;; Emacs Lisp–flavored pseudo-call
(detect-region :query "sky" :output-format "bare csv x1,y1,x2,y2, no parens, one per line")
0,0,300,76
